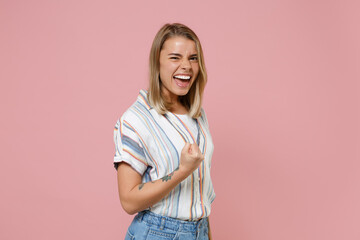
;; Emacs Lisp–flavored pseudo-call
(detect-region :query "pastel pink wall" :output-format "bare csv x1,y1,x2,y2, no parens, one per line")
1,0,359,239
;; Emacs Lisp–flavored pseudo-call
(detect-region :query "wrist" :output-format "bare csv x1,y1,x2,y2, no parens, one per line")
177,165,192,180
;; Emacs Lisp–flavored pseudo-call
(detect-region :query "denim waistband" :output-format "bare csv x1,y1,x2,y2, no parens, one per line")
137,211,208,233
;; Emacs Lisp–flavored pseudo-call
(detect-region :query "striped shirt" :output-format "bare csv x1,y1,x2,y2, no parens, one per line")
113,90,215,221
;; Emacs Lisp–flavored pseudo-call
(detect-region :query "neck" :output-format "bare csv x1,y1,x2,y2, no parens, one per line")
161,88,188,114
169,102,188,114
161,88,178,104
163,94,188,115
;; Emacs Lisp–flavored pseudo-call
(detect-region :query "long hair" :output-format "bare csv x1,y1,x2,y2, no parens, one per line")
148,23,207,118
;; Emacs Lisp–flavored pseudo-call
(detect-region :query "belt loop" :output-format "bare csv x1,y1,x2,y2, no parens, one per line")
138,211,145,222
159,217,166,230
178,222,183,232
197,218,204,229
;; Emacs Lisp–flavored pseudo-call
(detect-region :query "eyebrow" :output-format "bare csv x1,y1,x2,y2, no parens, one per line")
168,53,182,57
168,53,198,57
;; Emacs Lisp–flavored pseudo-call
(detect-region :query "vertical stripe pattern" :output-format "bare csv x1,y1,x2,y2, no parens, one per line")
113,90,215,221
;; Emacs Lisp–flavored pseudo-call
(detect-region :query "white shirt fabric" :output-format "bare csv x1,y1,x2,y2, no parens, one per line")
175,113,199,142
113,90,215,221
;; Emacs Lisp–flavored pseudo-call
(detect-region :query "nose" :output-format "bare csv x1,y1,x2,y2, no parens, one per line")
180,58,191,70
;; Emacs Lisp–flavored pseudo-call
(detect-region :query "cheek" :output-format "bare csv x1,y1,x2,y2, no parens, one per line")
192,64,200,77
159,67,170,80
159,63,168,77
160,63,178,78
159,67,173,87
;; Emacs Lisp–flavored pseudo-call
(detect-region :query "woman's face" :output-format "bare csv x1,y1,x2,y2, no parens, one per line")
159,36,199,101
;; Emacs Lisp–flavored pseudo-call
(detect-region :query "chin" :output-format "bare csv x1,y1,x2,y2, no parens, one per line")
175,88,190,96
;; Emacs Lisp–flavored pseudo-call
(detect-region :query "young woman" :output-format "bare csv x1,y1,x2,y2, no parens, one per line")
113,23,215,240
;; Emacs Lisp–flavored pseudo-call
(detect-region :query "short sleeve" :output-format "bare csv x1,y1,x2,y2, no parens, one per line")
113,117,148,175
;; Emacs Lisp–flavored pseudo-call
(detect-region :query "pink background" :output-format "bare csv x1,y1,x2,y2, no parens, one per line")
1,0,359,239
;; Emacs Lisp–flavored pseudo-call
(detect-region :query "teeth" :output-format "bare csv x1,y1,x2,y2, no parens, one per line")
174,75,191,80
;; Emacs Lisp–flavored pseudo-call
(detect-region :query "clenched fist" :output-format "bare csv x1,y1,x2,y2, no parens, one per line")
179,142,204,175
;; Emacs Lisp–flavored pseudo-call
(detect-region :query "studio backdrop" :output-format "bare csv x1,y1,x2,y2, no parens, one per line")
1,0,359,239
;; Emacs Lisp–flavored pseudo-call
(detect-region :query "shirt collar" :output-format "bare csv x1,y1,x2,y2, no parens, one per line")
137,89,152,110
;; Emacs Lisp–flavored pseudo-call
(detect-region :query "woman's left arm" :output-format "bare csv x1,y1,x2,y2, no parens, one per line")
208,216,212,239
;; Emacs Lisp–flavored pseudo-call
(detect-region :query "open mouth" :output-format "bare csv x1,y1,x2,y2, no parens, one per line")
173,74,191,88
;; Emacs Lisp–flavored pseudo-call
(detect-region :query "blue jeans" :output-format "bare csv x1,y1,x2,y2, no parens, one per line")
125,211,209,240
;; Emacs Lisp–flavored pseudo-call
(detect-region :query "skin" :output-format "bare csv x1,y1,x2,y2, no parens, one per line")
159,36,199,114
117,36,212,239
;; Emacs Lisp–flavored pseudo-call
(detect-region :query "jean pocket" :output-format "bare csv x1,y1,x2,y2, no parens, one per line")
125,230,135,240
146,229,176,240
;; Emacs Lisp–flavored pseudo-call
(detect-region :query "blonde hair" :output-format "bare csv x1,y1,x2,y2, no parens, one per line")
148,23,207,119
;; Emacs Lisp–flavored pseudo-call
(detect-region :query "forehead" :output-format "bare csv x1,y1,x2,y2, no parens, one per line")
161,36,197,54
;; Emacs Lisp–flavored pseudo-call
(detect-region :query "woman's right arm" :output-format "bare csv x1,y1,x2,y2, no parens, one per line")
117,142,203,215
